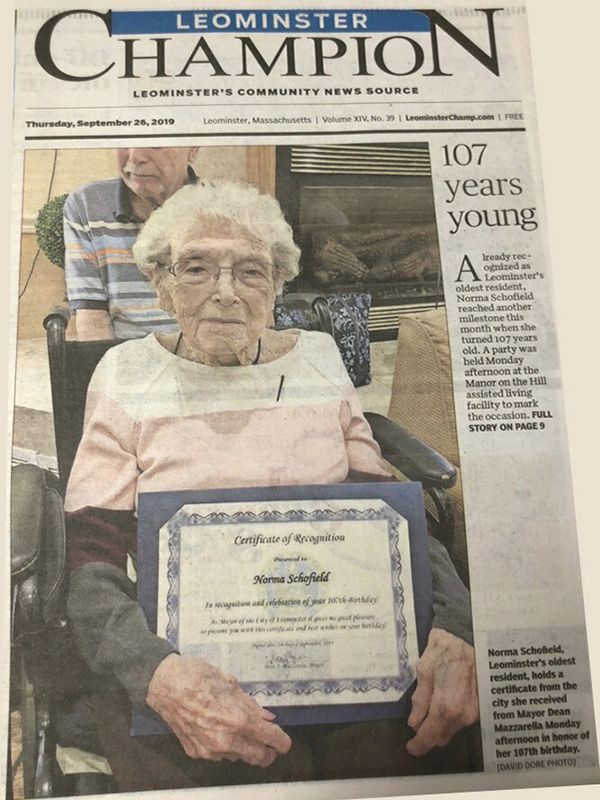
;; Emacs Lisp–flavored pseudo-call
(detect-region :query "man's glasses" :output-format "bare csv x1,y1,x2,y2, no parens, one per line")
166,259,273,289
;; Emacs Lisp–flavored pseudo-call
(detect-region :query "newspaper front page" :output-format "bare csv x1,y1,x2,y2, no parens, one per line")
5,1,600,798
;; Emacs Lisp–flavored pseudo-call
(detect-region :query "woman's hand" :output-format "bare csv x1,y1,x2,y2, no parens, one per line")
406,628,479,756
146,653,292,767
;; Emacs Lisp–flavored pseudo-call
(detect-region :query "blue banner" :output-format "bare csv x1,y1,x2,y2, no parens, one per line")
111,9,430,35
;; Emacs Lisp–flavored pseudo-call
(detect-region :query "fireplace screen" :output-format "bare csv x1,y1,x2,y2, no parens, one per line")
276,144,443,339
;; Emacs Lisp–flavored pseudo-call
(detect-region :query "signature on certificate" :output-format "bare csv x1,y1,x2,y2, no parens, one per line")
263,643,330,672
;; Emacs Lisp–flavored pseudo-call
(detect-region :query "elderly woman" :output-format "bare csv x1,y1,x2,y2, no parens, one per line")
65,180,478,791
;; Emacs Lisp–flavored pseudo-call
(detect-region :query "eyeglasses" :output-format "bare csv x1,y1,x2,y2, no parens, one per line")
166,258,273,289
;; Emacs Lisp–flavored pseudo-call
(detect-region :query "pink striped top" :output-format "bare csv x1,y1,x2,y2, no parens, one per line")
65,330,389,513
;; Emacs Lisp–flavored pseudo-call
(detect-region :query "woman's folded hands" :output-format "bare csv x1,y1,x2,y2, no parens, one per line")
146,653,292,767
146,631,479,765
406,628,479,756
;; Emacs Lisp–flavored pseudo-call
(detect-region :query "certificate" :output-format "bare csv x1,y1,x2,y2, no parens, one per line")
134,482,432,734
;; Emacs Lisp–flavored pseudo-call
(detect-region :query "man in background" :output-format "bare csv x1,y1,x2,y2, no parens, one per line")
64,146,199,340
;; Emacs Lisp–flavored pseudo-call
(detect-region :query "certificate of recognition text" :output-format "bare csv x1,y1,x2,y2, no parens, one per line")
156,498,420,708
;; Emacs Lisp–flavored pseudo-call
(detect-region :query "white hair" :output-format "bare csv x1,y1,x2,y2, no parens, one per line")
132,179,300,286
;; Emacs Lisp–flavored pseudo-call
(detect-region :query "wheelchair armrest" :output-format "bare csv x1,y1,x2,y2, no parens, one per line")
11,464,66,633
365,412,457,490
12,464,51,579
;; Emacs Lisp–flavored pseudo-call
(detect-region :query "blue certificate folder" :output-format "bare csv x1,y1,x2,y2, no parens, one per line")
132,482,433,736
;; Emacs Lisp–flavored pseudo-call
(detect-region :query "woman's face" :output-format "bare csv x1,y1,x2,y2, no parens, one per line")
162,217,277,362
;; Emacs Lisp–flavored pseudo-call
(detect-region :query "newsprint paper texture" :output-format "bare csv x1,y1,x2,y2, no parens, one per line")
4,1,600,799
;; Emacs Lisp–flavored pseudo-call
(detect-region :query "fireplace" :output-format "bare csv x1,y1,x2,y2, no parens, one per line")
275,144,443,340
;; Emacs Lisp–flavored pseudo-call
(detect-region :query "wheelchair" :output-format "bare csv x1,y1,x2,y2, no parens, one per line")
10,299,461,798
